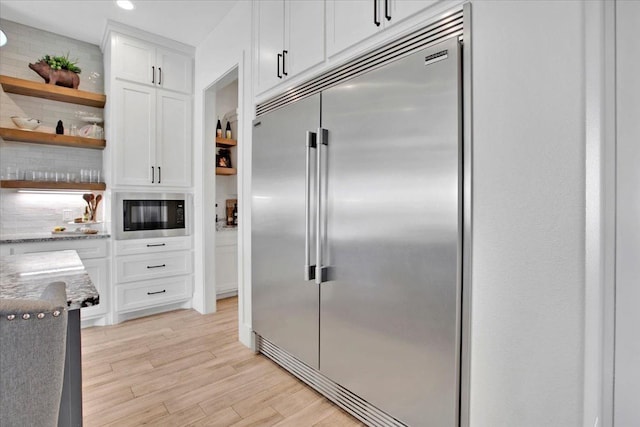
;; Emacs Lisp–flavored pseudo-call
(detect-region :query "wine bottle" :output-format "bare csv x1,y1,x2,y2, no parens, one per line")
216,117,222,138
225,121,232,139
233,202,238,226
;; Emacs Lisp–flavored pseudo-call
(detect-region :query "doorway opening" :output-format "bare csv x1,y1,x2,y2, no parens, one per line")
203,68,239,313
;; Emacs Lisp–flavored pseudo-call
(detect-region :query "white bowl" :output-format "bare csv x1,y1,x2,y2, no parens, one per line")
11,116,41,130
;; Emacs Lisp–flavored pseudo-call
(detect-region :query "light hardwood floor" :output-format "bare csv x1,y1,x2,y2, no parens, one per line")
81,297,363,426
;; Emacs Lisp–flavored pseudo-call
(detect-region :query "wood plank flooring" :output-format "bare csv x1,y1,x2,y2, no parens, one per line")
81,297,363,426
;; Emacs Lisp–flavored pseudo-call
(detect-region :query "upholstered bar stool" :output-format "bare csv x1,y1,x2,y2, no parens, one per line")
0,282,68,427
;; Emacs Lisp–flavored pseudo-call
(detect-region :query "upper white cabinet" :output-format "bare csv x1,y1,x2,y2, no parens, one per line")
255,0,325,94
326,0,440,57
113,81,192,187
104,26,194,189
112,34,193,94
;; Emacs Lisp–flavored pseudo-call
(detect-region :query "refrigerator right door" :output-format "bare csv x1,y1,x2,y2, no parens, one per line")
320,37,462,426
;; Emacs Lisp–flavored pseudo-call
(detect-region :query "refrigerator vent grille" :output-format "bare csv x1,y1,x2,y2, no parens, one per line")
257,335,407,427
256,8,463,117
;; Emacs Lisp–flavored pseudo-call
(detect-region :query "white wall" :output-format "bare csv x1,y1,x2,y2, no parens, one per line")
470,1,585,426
614,0,640,424
192,0,253,345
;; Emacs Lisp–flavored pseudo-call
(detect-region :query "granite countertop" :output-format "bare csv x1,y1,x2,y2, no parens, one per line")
0,233,110,244
0,250,99,310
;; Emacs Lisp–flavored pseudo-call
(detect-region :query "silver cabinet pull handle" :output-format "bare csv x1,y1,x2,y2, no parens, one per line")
305,131,317,281
146,264,166,269
315,128,328,285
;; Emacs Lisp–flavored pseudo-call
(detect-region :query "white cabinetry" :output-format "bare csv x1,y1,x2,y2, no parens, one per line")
326,0,440,57
114,236,193,321
0,239,110,322
215,230,238,298
113,81,192,187
104,26,194,189
255,0,325,94
112,34,193,94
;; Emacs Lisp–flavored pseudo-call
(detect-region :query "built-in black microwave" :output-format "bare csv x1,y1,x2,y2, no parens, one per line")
115,193,190,240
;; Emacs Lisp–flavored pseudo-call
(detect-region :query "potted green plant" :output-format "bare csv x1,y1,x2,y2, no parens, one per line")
29,53,81,89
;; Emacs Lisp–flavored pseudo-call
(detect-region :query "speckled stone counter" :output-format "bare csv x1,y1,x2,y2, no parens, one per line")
0,233,110,244
0,250,99,309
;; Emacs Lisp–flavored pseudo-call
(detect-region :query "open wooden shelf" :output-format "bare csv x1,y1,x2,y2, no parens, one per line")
0,127,105,150
0,180,106,191
215,137,237,147
216,167,237,176
0,75,106,108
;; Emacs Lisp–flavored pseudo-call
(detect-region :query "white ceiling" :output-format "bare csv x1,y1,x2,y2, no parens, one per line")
0,0,238,47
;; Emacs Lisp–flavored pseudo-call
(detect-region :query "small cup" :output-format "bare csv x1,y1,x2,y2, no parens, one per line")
91,169,101,183
80,169,90,183
6,166,18,180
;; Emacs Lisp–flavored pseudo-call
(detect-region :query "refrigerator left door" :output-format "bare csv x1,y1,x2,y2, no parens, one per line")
252,94,321,369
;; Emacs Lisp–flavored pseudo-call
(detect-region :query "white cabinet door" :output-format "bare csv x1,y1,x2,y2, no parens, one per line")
156,48,193,94
113,35,156,87
286,0,325,76
327,0,381,57
215,244,237,296
156,90,192,188
81,258,109,319
114,81,156,187
388,0,440,26
256,0,285,94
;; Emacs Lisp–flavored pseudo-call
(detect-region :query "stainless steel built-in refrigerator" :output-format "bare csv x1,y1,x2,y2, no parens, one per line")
252,34,462,427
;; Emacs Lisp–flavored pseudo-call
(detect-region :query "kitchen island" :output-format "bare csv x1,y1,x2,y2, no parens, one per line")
0,250,99,426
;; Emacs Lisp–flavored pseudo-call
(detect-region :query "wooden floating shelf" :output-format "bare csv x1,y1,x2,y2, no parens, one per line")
0,75,106,108
216,167,237,176
215,137,237,147
0,180,106,191
0,127,105,150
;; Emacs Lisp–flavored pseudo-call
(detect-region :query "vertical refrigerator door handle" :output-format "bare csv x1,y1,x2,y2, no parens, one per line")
373,0,381,26
282,50,288,76
385,0,391,21
305,131,317,281
277,53,283,78
315,128,328,285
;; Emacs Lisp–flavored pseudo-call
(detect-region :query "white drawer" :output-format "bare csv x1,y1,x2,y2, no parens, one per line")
116,250,193,283
114,236,193,256
116,276,192,313
5,239,109,260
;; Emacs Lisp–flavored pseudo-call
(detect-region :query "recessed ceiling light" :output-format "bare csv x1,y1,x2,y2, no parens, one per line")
116,0,135,10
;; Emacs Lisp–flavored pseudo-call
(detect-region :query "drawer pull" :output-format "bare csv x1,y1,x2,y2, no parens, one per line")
146,243,166,247
147,289,166,295
147,264,166,269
